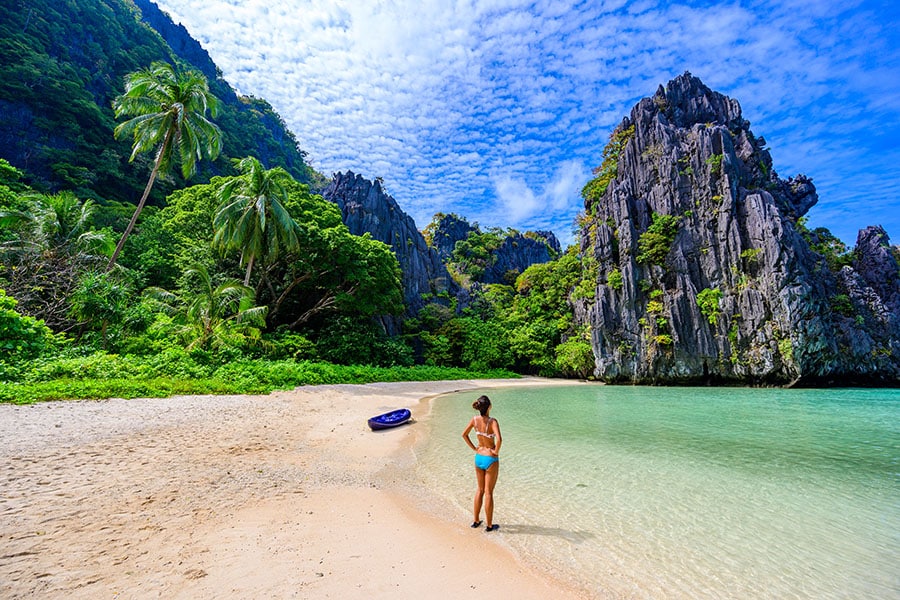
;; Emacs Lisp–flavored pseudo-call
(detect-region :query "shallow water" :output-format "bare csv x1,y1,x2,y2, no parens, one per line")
415,384,900,599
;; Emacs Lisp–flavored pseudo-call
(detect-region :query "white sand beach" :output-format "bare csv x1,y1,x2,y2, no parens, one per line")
0,379,590,599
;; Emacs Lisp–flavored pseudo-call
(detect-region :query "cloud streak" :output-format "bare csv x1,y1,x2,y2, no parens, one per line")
155,0,900,246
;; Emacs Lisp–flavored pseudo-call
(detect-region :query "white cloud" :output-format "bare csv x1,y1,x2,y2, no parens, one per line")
153,0,900,245
493,174,539,221
547,160,590,211
488,159,589,235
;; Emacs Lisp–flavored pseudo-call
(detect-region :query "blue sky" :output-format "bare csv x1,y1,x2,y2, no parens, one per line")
154,0,900,247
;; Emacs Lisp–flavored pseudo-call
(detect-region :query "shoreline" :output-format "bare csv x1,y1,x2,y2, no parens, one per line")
0,378,591,599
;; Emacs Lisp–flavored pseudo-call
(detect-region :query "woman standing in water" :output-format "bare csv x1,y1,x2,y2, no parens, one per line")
462,395,502,531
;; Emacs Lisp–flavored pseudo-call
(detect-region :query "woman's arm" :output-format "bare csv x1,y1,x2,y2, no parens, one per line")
491,419,501,456
462,418,477,451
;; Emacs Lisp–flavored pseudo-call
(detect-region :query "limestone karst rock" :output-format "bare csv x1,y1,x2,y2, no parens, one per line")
575,72,899,385
322,172,456,332
427,213,561,285
324,175,565,332
426,213,478,263
485,230,561,285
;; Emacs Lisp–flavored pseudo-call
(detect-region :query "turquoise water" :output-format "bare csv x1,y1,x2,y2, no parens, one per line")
414,385,900,599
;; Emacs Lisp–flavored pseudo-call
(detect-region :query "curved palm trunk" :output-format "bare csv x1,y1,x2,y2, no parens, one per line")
106,132,171,271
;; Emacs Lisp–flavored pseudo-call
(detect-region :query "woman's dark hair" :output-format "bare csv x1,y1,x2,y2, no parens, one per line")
472,395,491,416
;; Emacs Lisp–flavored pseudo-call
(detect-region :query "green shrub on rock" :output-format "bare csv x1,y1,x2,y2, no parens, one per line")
636,213,679,265
696,287,723,325
555,338,595,379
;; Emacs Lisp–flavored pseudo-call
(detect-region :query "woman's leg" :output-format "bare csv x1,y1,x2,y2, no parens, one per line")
473,466,486,523
483,461,499,527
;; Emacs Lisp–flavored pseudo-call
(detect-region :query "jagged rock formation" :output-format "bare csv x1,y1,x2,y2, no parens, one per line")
575,72,900,386
484,231,561,284
426,213,561,285
427,213,478,262
322,172,456,331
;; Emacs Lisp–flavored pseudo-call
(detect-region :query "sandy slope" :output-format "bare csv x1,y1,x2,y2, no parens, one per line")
0,379,589,599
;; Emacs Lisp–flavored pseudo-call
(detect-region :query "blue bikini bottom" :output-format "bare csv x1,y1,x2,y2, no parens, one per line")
474,453,499,471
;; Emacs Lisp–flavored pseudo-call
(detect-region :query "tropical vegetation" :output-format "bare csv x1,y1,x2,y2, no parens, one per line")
108,60,222,269
0,0,317,210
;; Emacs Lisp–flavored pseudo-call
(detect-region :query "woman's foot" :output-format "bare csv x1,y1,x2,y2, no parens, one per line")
470,520,482,528
485,524,499,532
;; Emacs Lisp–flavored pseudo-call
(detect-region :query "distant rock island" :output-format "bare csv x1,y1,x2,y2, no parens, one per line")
574,72,900,386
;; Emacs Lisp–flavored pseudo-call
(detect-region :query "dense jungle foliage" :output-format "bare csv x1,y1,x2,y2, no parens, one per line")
0,154,523,403
404,238,593,379
0,140,593,403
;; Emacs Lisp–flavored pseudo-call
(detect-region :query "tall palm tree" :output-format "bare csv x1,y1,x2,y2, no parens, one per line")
107,61,222,270
213,156,301,286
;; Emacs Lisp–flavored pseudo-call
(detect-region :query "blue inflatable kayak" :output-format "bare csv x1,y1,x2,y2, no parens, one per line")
367,408,412,430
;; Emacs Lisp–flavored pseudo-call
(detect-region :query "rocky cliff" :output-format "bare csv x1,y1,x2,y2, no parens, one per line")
486,230,561,285
426,213,561,285
427,213,478,262
322,172,456,330
575,72,900,386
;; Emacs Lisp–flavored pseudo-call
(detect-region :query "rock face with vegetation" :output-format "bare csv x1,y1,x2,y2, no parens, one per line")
425,213,561,286
576,72,900,385
322,171,456,328
427,213,478,262
486,229,561,285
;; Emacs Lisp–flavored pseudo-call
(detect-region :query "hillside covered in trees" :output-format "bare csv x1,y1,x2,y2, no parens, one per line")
0,0,319,210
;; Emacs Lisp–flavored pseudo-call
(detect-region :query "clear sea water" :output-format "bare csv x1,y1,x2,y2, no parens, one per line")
413,384,900,599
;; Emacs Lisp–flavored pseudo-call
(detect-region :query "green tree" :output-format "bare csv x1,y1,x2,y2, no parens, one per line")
449,229,505,282
0,159,25,192
273,227,401,328
0,289,59,362
555,337,595,379
0,192,114,331
636,213,680,265
0,192,109,256
696,287,723,326
314,315,413,367
108,61,222,270
504,249,582,375
145,265,267,351
581,124,635,204
458,317,513,371
69,271,131,348
0,159,27,215
213,156,300,285
156,176,402,330
154,178,222,280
